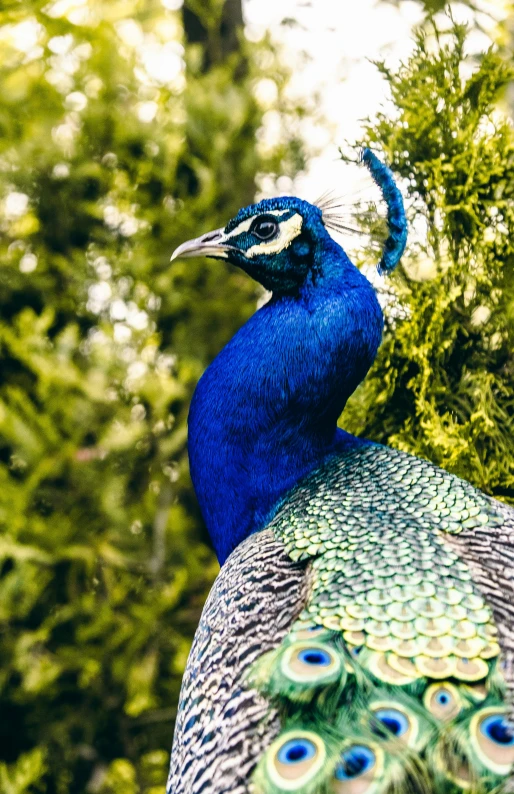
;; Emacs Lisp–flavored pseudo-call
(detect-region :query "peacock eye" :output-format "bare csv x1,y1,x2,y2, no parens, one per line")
480,715,514,746
469,708,514,775
277,738,316,765
250,215,279,241
335,745,376,780
372,708,409,738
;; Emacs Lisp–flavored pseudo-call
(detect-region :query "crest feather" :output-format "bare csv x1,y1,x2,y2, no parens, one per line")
314,148,408,274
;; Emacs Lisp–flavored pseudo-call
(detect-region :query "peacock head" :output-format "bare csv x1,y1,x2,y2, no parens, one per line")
170,149,408,292
170,196,332,294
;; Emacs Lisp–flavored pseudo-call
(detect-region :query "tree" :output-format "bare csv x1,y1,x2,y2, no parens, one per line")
0,1,303,791
345,21,514,503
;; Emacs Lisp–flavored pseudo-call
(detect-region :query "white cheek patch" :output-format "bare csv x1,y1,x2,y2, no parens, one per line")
225,209,293,241
245,213,303,258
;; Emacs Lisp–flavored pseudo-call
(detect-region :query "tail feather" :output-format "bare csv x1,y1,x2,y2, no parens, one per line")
249,443,512,793
249,626,512,793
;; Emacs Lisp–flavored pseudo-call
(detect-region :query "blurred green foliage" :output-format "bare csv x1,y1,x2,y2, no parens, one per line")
0,1,303,791
1,2,513,793
346,21,514,501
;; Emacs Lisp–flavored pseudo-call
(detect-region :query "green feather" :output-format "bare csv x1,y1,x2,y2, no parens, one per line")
248,446,512,793
428,700,514,791
248,638,348,707
252,725,340,794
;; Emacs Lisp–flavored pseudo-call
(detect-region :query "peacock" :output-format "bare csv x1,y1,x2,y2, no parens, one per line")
166,149,514,794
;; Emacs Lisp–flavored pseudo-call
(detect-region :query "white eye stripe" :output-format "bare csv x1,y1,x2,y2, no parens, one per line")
225,209,293,240
245,213,303,258
225,216,254,237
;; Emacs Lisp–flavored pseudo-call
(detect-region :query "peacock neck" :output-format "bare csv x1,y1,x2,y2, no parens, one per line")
188,239,383,564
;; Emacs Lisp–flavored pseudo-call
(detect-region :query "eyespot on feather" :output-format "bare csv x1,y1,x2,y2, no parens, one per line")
280,641,342,684
470,708,514,775
298,648,332,666
333,743,382,794
266,730,327,791
423,682,462,721
277,738,316,765
369,704,417,747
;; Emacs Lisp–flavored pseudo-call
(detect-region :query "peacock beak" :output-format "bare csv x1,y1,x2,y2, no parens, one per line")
170,228,233,262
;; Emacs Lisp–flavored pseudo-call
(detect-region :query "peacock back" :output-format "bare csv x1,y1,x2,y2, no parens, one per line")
168,443,514,794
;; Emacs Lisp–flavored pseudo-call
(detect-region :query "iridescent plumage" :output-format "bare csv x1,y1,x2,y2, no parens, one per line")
167,151,514,794
250,445,513,793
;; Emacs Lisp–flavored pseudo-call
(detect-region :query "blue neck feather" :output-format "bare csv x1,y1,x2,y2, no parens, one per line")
188,230,384,564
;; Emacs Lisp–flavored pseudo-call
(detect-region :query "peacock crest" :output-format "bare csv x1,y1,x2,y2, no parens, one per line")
315,148,408,275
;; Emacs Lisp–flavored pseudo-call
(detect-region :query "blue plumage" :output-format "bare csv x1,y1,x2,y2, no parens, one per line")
361,148,408,273
187,202,382,563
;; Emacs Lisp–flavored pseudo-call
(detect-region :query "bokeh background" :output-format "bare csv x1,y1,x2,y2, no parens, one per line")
0,0,513,792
